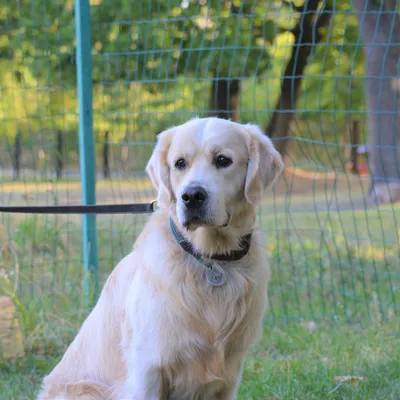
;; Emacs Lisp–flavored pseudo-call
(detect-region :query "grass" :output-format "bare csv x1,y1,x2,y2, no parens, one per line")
1,320,400,399
239,319,400,400
0,179,399,399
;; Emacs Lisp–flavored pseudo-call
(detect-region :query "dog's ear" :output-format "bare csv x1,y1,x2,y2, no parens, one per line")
146,127,176,208
244,124,284,206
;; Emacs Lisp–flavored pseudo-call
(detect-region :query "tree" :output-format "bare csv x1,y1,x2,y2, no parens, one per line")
0,0,279,146
0,1,75,84
353,0,400,204
89,1,277,121
296,0,365,119
202,2,276,121
266,0,333,157
209,78,241,120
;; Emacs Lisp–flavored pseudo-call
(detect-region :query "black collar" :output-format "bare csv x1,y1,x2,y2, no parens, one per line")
169,218,252,263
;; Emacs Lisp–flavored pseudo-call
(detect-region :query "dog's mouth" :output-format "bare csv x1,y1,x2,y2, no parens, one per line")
183,216,207,231
183,213,231,231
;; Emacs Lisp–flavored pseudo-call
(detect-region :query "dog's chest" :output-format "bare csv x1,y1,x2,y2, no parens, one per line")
159,266,253,395
187,264,250,336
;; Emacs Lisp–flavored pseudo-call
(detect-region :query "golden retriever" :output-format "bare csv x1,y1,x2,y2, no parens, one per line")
38,117,283,400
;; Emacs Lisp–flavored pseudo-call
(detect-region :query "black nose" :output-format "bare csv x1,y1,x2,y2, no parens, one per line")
181,186,208,209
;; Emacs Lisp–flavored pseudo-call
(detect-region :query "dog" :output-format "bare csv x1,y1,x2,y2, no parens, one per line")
38,117,283,400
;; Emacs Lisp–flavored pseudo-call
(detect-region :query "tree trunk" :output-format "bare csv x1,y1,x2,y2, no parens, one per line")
13,131,21,180
103,131,110,179
209,77,241,121
206,2,247,123
55,130,63,180
266,1,332,158
354,0,400,204
346,120,361,174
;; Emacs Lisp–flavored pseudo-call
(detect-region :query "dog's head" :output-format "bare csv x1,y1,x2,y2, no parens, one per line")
146,118,283,231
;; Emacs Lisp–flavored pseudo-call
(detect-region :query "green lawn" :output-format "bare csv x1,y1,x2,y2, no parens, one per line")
1,319,399,400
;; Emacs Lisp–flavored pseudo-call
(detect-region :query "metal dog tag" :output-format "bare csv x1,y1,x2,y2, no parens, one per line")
206,264,226,287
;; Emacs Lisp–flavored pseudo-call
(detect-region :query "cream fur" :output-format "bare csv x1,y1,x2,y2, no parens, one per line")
38,117,283,400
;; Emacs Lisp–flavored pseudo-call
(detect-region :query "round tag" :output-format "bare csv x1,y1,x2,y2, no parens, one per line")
206,264,226,287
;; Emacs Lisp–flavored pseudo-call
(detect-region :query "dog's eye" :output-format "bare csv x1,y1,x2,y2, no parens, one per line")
175,158,187,170
215,155,233,169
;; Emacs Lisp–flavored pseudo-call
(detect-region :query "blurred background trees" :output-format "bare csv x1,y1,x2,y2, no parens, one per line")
0,0,398,203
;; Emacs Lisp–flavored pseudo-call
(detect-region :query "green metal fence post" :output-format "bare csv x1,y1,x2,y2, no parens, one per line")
75,0,98,307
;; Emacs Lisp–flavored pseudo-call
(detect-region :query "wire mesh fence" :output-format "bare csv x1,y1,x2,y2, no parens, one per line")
0,0,399,367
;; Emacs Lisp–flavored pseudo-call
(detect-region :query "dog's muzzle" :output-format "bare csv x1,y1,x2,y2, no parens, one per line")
181,185,209,226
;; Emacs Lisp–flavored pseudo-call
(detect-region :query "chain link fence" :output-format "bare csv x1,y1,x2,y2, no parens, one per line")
0,0,399,364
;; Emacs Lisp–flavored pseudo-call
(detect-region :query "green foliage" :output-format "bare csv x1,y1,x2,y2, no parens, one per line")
299,1,365,118
0,1,75,84
90,0,277,85
0,0,376,152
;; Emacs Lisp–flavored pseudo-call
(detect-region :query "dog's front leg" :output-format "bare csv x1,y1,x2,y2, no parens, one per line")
215,386,239,400
214,381,240,400
214,358,245,400
121,364,167,400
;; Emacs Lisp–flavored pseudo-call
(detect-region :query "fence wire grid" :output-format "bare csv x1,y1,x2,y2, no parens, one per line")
0,0,400,362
